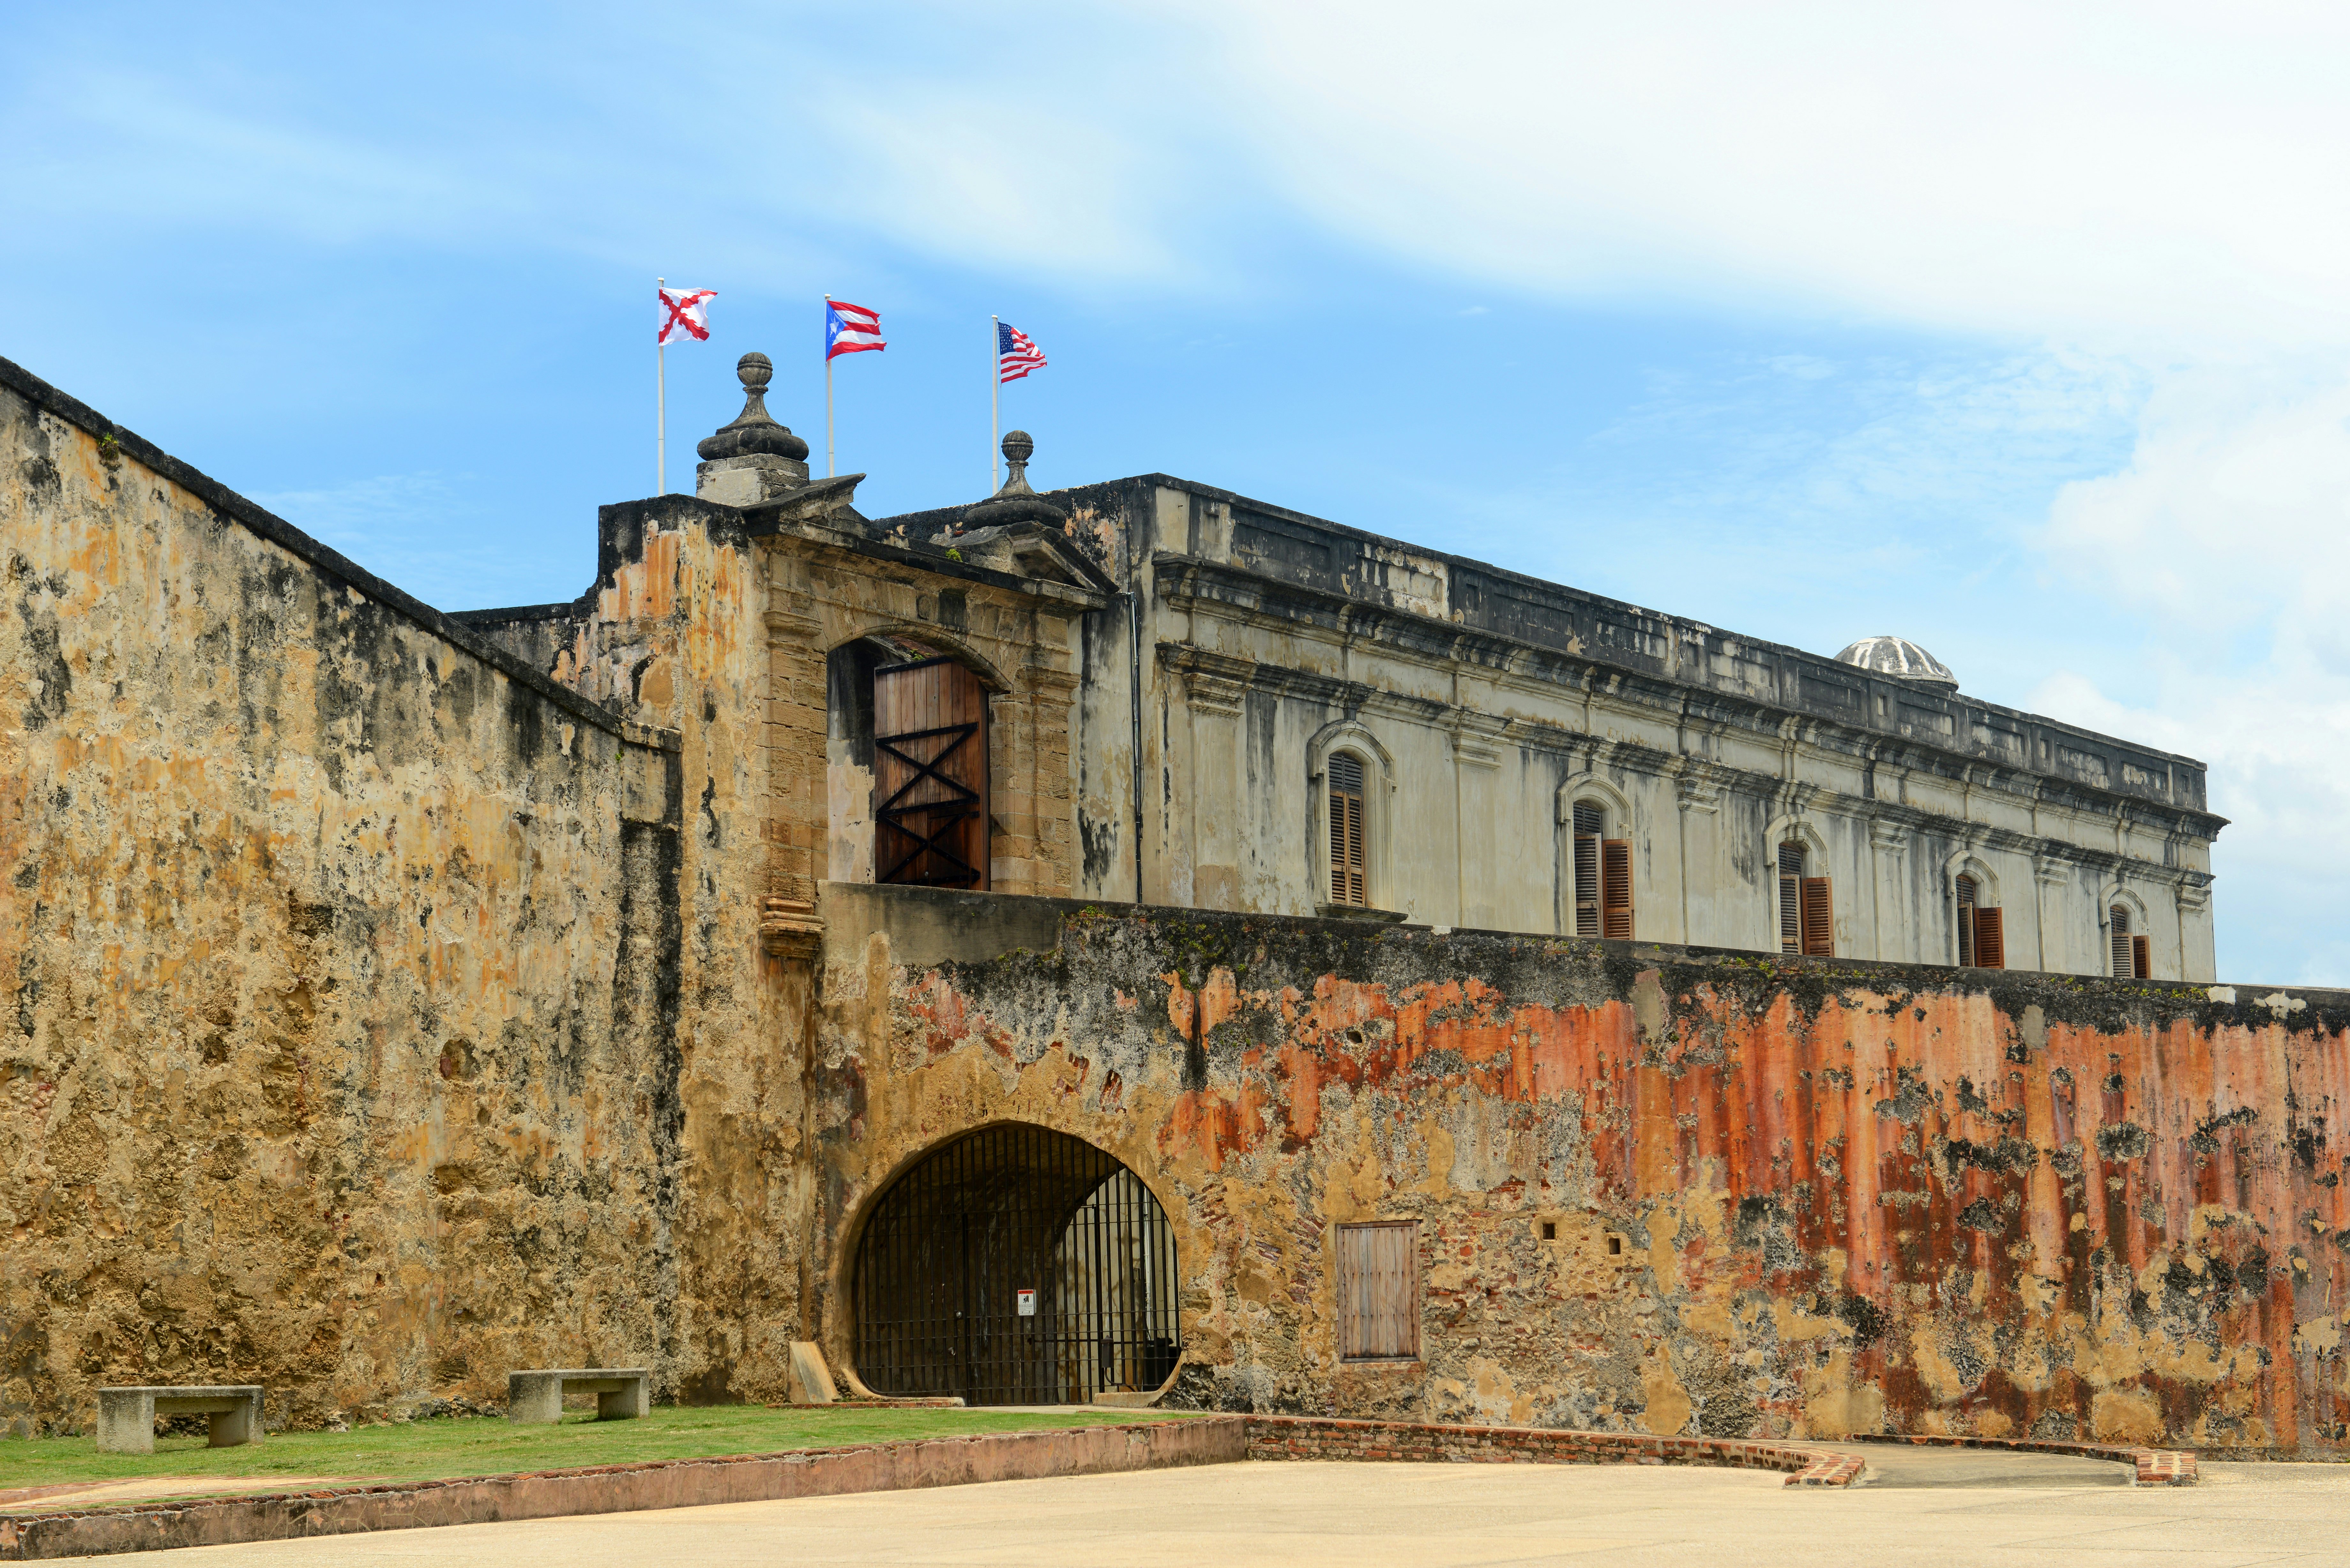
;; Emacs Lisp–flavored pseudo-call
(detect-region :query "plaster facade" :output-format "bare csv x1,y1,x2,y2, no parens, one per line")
878,479,2220,983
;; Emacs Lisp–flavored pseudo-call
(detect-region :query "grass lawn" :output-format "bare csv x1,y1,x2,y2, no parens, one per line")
0,1405,1197,1501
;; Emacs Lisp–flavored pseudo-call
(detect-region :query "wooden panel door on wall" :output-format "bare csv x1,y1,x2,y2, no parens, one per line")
873,657,990,890
1336,1221,1418,1360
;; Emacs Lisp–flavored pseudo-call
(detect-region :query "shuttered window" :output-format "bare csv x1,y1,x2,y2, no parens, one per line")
1573,803,1633,940
1955,874,1977,967
873,658,990,890
2109,906,2132,978
1801,877,1834,956
1780,844,1831,955
1328,754,1368,907
1778,843,1805,954
1572,803,1603,936
1336,1221,1418,1360
1973,907,2005,970
1955,877,2004,969
1602,838,1634,940
2132,933,2151,980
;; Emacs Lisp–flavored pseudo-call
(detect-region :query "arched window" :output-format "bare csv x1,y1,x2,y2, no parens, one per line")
1955,874,2005,969
1327,752,1368,907
1778,842,1832,956
2110,905,2149,978
1568,801,1634,939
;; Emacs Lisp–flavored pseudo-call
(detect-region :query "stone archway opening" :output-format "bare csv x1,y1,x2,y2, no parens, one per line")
851,1124,1179,1406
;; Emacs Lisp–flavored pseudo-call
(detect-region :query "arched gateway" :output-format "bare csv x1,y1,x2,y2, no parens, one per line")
851,1125,1179,1405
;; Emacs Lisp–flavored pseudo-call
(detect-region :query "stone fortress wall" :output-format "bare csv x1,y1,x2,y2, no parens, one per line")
814,885,2349,1455
0,359,693,1433
3,350,2335,1456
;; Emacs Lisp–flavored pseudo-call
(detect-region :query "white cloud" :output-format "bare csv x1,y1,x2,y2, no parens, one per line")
2032,366,2350,980
2042,364,2350,630
1178,1,2350,346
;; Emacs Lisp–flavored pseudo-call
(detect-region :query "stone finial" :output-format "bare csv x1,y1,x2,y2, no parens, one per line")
697,352,810,463
963,428,1066,528
998,430,1037,495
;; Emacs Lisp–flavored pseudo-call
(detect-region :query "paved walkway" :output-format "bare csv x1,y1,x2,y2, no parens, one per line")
89,1455,2350,1565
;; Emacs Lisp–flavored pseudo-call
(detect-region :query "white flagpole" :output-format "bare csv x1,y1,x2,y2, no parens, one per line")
656,276,666,496
824,295,835,479
990,314,1000,491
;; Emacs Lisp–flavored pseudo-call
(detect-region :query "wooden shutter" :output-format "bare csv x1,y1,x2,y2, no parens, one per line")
1601,839,1634,940
1800,877,1834,956
2132,933,2151,980
1777,843,1805,954
1972,907,2005,970
1571,803,1603,936
1328,754,1366,906
2109,907,2131,978
873,658,989,889
1336,1222,1418,1360
1955,874,1977,967
1573,835,1600,935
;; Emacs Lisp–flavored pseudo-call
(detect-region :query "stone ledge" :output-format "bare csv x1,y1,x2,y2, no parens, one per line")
1242,1415,1866,1488
1848,1431,2199,1486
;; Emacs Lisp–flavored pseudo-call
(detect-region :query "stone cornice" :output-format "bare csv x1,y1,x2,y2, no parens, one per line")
1153,554,2226,841
765,517,1114,612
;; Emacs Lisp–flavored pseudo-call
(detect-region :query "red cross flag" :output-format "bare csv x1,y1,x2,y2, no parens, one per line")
658,286,716,345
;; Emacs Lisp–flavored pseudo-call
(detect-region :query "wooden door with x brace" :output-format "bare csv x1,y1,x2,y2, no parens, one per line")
873,657,990,891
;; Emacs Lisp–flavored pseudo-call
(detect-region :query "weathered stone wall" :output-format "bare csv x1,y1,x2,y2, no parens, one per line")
813,884,2350,1454
467,495,802,1405
0,361,687,1435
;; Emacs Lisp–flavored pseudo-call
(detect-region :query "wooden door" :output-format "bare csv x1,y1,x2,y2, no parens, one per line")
1336,1221,1418,1360
874,657,990,890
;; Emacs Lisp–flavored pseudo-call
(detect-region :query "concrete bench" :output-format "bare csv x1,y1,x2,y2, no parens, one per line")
507,1368,650,1424
96,1386,265,1454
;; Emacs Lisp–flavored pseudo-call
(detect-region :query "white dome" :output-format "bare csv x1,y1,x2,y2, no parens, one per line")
1835,636,1958,690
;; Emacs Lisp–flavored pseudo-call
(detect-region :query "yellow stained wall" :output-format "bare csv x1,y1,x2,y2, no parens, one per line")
0,376,688,1434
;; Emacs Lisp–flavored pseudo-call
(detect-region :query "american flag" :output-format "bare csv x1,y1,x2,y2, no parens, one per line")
997,321,1047,383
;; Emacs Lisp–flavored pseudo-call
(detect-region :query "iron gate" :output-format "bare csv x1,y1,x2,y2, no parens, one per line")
851,1125,1180,1405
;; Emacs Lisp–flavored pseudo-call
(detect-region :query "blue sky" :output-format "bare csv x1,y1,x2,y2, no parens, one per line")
8,2,2350,982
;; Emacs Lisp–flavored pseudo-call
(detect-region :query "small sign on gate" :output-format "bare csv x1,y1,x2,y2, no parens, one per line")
1016,1288,1037,1317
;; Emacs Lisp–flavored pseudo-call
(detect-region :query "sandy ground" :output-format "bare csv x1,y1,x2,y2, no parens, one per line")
63,1451,2350,1565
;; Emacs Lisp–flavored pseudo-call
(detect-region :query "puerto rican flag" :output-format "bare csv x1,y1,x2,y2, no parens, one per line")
658,286,715,345
826,299,885,360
